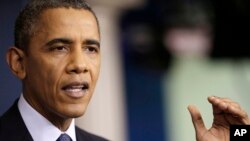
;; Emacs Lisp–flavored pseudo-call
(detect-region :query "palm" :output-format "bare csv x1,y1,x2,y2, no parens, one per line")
197,125,229,141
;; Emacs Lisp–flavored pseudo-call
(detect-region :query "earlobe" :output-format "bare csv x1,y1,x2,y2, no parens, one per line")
6,47,26,79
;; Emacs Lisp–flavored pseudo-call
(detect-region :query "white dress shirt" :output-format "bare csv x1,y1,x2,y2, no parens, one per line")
18,94,76,141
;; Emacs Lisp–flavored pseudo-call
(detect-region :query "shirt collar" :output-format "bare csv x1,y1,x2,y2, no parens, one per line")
18,94,76,141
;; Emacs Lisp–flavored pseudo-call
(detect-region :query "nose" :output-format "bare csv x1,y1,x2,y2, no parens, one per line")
66,49,88,74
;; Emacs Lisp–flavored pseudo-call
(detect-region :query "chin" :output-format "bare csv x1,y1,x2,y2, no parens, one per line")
63,105,87,118
69,112,85,118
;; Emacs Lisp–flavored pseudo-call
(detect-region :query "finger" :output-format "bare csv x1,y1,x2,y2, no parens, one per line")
208,96,244,115
208,96,232,103
227,105,250,124
187,105,207,136
208,96,227,114
208,96,250,124
208,96,241,115
209,96,241,109
208,96,229,106
227,105,244,117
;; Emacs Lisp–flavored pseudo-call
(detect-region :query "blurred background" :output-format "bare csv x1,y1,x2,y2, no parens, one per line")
1,0,250,140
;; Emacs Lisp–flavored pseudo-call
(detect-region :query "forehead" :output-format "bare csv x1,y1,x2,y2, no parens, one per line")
33,7,99,39
40,7,96,21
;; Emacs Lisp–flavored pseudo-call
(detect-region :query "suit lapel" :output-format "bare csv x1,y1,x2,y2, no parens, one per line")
75,127,85,141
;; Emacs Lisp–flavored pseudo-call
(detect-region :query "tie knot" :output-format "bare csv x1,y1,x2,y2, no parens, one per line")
56,133,72,141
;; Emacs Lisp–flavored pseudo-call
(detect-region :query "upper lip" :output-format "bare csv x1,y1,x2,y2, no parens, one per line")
61,81,89,90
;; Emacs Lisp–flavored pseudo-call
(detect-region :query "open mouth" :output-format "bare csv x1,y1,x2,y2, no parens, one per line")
62,82,89,98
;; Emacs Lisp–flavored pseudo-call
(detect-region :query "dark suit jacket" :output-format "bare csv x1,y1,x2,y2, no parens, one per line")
0,101,108,141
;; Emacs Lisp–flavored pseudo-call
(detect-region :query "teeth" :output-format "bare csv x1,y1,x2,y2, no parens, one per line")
70,85,83,89
62,83,89,92
65,88,82,92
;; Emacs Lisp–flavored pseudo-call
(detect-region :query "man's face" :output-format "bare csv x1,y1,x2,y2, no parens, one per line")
23,8,100,119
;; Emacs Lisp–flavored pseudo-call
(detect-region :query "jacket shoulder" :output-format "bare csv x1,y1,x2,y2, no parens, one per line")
0,100,33,141
76,126,109,141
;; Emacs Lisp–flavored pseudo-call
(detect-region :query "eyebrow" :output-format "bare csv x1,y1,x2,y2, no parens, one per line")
84,39,100,48
45,38,73,47
45,38,100,48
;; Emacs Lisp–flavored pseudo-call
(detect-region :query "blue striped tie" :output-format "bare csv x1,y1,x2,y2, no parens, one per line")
56,133,72,141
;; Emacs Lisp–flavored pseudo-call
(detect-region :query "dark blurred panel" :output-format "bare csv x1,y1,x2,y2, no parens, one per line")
159,0,250,59
125,67,166,141
120,1,170,70
120,1,168,141
210,0,250,59
0,0,25,115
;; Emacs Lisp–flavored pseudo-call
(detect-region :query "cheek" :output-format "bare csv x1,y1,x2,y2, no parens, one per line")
40,65,66,108
90,58,101,80
45,62,66,94
26,59,49,87
30,57,64,94
24,58,58,106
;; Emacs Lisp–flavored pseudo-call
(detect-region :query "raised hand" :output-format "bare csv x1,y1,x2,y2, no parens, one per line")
188,96,250,141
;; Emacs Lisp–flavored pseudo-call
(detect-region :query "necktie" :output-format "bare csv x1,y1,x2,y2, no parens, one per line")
56,133,72,141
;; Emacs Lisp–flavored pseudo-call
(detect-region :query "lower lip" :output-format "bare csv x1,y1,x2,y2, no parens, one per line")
63,89,87,98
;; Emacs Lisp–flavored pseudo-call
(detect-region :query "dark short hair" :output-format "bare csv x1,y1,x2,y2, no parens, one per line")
14,0,99,51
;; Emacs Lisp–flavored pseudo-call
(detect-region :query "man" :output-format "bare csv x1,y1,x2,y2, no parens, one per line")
0,1,249,141
0,0,107,140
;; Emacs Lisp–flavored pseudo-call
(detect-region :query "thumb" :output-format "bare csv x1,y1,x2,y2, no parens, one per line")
188,105,207,138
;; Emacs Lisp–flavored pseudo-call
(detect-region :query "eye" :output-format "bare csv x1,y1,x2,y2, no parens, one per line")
85,46,99,53
50,46,68,52
55,46,66,51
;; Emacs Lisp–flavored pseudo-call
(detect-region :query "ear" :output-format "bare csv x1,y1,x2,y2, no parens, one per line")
6,47,26,79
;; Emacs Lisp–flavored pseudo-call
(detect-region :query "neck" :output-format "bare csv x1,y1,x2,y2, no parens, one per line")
23,94,73,131
50,117,73,132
